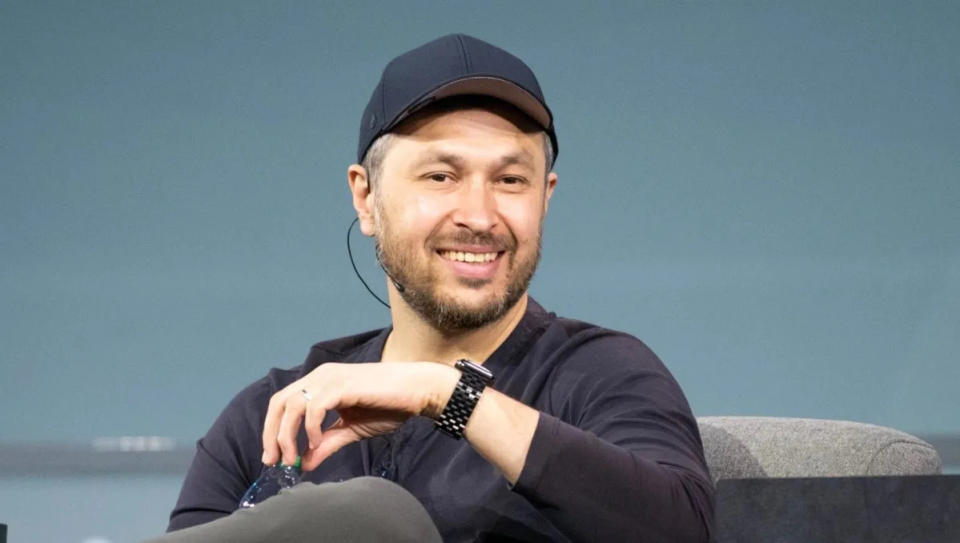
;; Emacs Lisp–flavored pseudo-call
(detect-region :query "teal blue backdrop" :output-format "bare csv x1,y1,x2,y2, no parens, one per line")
4,2,959,540
2,0,958,461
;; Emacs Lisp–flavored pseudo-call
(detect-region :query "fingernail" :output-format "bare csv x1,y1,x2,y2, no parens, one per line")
261,452,269,464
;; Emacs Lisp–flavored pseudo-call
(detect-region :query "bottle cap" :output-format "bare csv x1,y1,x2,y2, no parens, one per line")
279,455,302,470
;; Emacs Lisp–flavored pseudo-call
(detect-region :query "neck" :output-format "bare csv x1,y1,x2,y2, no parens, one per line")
381,288,528,365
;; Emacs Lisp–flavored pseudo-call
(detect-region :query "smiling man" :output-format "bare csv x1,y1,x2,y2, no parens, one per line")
158,34,713,542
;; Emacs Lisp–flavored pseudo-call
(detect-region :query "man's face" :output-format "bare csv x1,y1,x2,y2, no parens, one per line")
369,104,556,332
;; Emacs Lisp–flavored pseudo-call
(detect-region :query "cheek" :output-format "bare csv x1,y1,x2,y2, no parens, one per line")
500,199,544,246
391,195,449,236
413,194,447,220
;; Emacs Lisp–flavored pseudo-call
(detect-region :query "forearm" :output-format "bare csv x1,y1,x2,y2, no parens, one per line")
442,374,712,541
513,414,714,542
462,387,540,484
430,361,712,541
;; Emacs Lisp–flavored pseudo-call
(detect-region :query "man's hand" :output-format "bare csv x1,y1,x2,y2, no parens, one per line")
261,362,460,472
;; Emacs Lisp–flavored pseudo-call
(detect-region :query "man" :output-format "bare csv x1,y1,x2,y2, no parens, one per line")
159,34,713,542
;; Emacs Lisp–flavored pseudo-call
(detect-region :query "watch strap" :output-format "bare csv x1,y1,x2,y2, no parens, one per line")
434,359,493,439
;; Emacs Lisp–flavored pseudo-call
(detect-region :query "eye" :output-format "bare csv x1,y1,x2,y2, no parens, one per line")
499,176,527,185
427,173,451,183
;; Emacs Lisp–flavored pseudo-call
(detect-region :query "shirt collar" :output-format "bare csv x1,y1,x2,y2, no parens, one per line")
348,296,553,369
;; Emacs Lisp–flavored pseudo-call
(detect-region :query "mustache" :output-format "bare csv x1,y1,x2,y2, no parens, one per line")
431,230,515,251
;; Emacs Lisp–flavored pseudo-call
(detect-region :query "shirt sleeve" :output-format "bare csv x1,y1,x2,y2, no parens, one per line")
511,331,714,542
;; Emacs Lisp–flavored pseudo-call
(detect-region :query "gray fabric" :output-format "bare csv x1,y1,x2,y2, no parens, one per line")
713,476,960,543
697,416,942,482
143,476,442,543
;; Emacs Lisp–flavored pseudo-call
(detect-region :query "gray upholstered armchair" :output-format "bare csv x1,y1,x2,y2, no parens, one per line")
697,416,943,481
697,417,955,541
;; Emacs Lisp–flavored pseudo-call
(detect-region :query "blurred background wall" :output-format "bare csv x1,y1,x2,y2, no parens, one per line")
2,1,957,541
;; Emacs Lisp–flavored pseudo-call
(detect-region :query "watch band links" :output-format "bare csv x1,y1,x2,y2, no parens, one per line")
435,359,493,439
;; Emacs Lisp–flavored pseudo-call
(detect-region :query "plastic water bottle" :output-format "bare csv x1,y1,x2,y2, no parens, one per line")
238,456,302,508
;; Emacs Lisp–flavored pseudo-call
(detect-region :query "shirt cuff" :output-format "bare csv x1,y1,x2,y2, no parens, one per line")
511,412,562,497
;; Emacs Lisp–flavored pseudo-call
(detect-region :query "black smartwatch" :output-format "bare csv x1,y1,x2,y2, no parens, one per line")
434,359,494,439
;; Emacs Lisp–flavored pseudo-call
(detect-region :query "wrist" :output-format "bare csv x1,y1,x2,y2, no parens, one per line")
422,364,460,419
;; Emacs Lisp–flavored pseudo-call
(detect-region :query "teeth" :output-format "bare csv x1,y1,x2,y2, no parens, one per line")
441,250,499,263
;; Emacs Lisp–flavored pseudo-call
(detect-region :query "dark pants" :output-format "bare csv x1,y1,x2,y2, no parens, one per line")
144,477,442,543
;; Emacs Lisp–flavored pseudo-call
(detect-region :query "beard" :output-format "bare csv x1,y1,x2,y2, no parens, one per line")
374,207,542,334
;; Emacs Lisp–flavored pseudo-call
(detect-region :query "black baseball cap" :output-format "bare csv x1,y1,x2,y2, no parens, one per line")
357,33,558,166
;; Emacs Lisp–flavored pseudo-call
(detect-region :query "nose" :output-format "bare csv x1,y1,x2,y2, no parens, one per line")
451,178,498,232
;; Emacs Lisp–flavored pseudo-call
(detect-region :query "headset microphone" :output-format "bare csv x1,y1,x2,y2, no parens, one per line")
346,217,397,308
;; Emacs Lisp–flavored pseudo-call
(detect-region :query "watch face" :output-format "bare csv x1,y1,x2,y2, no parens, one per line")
456,358,494,382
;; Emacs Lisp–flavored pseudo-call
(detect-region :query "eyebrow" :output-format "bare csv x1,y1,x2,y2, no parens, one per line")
410,150,536,171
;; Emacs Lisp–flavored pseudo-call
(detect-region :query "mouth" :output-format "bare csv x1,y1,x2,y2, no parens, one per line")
436,249,504,263
435,249,506,280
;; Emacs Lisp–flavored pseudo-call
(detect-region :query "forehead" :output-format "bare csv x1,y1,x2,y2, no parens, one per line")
383,101,547,171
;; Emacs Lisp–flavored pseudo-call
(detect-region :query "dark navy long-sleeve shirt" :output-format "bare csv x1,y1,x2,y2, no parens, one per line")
167,298,714,541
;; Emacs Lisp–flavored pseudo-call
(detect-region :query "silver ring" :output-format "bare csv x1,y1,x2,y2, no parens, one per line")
300,389,313,403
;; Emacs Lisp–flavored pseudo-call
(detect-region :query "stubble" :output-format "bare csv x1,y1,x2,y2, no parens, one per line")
373,198,542,333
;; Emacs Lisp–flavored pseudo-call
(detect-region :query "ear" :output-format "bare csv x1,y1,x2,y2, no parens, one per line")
347,164,376,236
543,171,558,214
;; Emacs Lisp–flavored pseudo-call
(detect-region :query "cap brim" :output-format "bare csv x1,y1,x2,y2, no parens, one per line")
393,76,552,131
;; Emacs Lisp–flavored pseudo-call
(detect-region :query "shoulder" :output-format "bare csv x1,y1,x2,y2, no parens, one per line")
530,312,701,439
526,311,694,417
535,313,668,377
304,327,385,368
524,298,662,372
297,328,387,376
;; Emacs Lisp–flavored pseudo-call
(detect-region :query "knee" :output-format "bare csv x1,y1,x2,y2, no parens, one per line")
277,477,440,542
332,476,420,508
294,477,424,518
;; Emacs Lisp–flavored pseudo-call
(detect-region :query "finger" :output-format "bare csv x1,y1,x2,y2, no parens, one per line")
276,393,306,466
261,388,292,465
303,396,328,451
301,421,358,472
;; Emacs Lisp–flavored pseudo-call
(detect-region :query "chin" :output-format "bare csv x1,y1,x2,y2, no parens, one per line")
444,283,509,306
401,282,524,333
